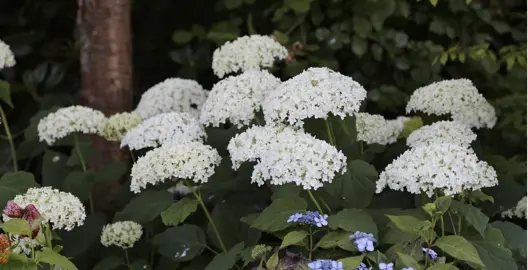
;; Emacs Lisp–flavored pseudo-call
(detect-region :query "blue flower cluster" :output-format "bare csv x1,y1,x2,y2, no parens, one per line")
402,268,415,270
378,262,394,270
287,211,328,227
355,262,400,270
307,259,343,270
423,247,438,260
355,263,371,270
349,231,376,252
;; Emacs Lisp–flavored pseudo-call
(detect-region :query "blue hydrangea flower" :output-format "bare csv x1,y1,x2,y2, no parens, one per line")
307,259,343,270
378,262,393,270
423,247,438,260
349,231,376,252
402,267,415,270
287,211,329,227
354,262,372,270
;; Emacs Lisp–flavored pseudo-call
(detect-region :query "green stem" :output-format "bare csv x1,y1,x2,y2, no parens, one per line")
324,119,336,145
308,227,313,261
447,211,457,235
307,190,324,214
187,180,227,253
319,196,332,213
73,133,94,214
45,224,53,270
0,106,18,171
124,249,131,269
359,142,364,158
434,190,445,237
129,150,136,163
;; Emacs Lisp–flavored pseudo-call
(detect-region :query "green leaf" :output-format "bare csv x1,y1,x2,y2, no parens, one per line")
338,255,364,269
205,242,244,270
251,196,307,232
386,215,428,236
326,160,377,208
316,231,351,249
272,30,289,44
396,252,421,270
63,171,94,201
450,201,488,237
266,252,279,269
435,235,484,267
0,172,39,209
36,247,79,270
115,190,173,224
491,221,527,259
152,224,206,262
430,0,438,6
0,253,38,270
285,0,311,13
224,0,243,9
352,16,372,38
42,150,69,187
271,183,301,200
351,36,368,57
94,162,128,182
426,264,459,270
280,230,308,249
93,255,123,269
328,209,378,236
172,30,193,44
161,198,198,226
0,80,13,108
59,213,106,257
468,225,517,270
130,259,151,270
0,218,31,235
434,196,452,213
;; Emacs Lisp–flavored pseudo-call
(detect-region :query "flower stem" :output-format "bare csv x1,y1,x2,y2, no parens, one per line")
324,119,336,145
73,133,94,214
434,190,445,237
307,190,324,214
0,106,18,172
124,249,131,269
187,180,227,253
308,227,313,261
129,150,136,163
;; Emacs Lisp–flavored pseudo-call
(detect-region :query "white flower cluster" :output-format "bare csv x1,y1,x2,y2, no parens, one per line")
407,121,476,148
10,235,40,255
200,70,281,127
377,144,498,197
121,112,206,150
37,106,107,145
0,39,15,70
228,125,347,190
103,112,142,142
262,67,367,126
406,79,496,129
355,113,408,145
212,35,288,78
100,221,143,249
130,142,221,193
133,78,208,119
6,187,86,231
501,196,526,219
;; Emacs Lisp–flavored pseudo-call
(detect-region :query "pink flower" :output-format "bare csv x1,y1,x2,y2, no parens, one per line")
3,201,41,238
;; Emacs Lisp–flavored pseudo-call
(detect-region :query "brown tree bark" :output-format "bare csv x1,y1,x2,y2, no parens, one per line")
77,0,132,211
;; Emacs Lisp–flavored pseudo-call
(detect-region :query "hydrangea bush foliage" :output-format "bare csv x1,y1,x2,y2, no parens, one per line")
0,10,526,270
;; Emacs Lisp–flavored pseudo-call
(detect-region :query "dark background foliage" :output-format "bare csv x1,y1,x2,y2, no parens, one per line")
0,0,526,269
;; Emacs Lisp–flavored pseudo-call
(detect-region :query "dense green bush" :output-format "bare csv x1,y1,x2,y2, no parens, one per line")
0,0,525,269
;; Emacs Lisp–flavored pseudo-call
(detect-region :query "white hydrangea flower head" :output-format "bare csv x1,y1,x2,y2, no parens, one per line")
212,35,288,78
262,67,367,126
130,141,221,193
200,70,281,127
37,105,107,145
407,121,477,148
10,235,40,255
355,113,407,145
121,112,206,150
377,143,498,197
103,112,142,142
100,221,143,249
228,125,347,190
0,39,15,70
133,78,208,119
6,187,86,231
406,79,496,129
501,196,526,219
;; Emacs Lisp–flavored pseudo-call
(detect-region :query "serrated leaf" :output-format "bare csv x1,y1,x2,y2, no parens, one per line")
36,247,78,270
0,172,39,209
426,264,458,270
328,209,377,236
467,225,517,270
434,196,452,213
251,196,307,232
114,190,173,224
152,224,206,262
396,252,421,270
280,230,308,249
0,218,31,235
450,201,488,237
0,80,13,108
205,242,244,270
435,235,484,267
326,160,377,208
161,198,198,226
386,215,428,236
491,221,527,259
338,255,364,269
59,213,106,257
63,171,94,201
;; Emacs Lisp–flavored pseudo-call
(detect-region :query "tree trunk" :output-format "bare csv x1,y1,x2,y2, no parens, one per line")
77,0,132,212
